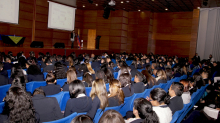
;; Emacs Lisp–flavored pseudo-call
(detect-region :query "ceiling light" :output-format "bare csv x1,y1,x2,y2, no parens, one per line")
138,10,141,11
197,7,200,9
83,5,85,7
109,0,116,6
152,0,154,1
165,8,168,11
126,1,129,2
121,1,124,3
96,4,98,6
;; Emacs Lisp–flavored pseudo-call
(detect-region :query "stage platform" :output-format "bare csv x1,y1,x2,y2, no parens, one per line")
0,47,113,57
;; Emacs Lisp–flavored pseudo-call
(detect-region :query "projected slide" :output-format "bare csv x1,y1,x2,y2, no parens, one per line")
48,2,76,31
0,0,19,24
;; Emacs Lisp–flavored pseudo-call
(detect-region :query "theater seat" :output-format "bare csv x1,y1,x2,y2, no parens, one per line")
59,92,70,111
0,84,11,101
43,112,77,123
26,81,46,94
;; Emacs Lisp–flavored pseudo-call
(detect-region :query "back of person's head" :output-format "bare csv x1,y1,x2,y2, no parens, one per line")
83,72,93,87
165,68,173,80
133,98,159,123
27,65,41,75
95,70,105,80
156,69,167,80
150,88,169,105
54,62,66,79
131,60,137,69
79,64,89,74
135,72,146,82
4,86,36,123
98,110,125,123
180,79,190,92
90,79,108,110
69,80,85,98
33,88,45,96
108,61,114,69
67,70,77,84
45,58,51,64
146,65,153,75
29,51,35,57
141,70,156,85
45,72,56,84
119,73,131,88
109,79,125,104
71,115,93,123
120,66,129,75
170,82,184,96
202,71,209,78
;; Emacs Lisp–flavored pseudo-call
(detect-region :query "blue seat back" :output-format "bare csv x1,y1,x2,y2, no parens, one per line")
114,72,118,79
7,70,11,78
77,77,83,81
85,87,92,96
159,83,167,90
43,72,48,79
130,92,145,110
113,66,117,70
47,92,64,106
0,84,11,101
57,79,67,87
0,102,5,113
119,94,135,117
191,69,198,77
41,68,43,72
164,78,177,92
171,104,187,123
93,109,102,123
143,88,154,98
105,83,109,92
76,112,87,116
126,61,133,66
60,92,70,111
43,112,77,123
171,64,176,68
131,77,134,81
111,59,116,64
26,81,47,94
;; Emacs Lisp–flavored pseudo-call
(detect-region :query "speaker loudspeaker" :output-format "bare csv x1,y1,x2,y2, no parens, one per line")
30,41,44,48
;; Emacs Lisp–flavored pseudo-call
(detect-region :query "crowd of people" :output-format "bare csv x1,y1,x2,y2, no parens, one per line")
0,51,219,123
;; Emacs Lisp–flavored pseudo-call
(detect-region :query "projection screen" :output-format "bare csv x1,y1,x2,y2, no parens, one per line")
48,1,76,31
0,0,19,24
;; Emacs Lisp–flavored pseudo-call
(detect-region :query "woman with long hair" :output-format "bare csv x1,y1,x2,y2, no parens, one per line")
87,79,108,119
64,80,92,117
125,98,159,123
108,79,125,107
62,70,77,91
99,110,125,123
156,69,167,85
141,70,156,89
119,73,134,97
165,68,173,81
82,72,93,87
149,88,172,123
1,86,37,123
67,55,74,67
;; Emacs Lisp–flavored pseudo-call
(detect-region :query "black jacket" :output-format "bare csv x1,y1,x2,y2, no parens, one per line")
64,96,92,117
133,82,145,93
0,74,9,86
32,94,63,123
40,61,46,68
27,74,44,82
108,96,121,107
43,65,54,73
157,79,167,85
3,63,12,70
39,84,60,96
62,83,69,91
131,69,139,78
168,96,184,115
87,96,100,119
122,85,134,97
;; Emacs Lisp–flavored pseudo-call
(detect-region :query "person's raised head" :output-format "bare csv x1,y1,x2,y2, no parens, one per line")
169,82,184,97
98,110,125,123
150,88,169,106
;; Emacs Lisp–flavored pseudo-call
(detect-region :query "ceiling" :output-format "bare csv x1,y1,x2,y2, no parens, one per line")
50,0,220,12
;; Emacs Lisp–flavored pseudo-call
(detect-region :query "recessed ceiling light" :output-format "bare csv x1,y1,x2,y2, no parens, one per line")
83,5,85,7
138,10,141,11
165,8,168,11
121,1,124,3
96,4,98,6
197,7,200,9
126,1,129,2
152,0,154,1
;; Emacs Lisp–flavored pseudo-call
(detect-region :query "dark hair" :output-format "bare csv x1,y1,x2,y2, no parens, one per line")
18,57,27,69
3,86,36,123
109,61,114,69
146,65,153,75
54,62,66,79
171,82,184,96
29,51,35,57
27,65,42,75
45,72,56,83
135,72,146,82
104,69,114,83
165,68,173,80
150,88,170,104
95,70,105,80
180,79,190,92
33,88,45,96
78,64,89,74
99,110,125,123
133,98,159,123
11,65,28,83
141,70,156,86
83,73,93,87
71,115,93,123
69,80,86,98
131,60,137,69
119,73,131,88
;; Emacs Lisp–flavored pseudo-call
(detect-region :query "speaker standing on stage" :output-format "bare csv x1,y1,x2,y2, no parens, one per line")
70,30,75,49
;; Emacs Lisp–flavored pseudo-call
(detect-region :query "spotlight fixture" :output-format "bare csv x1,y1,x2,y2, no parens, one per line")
138,10,141,11
96,4,98,6
152,0,154,1
197,7,200,9
121,1,124,3
165,8,168,11
83,5,85,7
126,1,129,3
109,0,116,6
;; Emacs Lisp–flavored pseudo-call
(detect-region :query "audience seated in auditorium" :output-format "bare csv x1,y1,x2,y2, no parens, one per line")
85,62,96,79
27,64,44,82
39,72,60,96
141,70,156,89
32,88,62,122
108,79,125,107
54,62,67,79
193,73,205,89
156,69,167,84
64,80,92,117
3,56,12,70
99,110,125,123
71,115,93,123
119,73,134,97
133,72,146,93
82,72,93,87
87,79,108,119
0,63,8,86
125,98,159,123
180,79,191,104
130,60,139,78
108,61,115,75
62,69,77,91
91,56,101,72
43,58,54,72
167,82,184,115
0,86,38,123
149,88,172,123
117,65,130,79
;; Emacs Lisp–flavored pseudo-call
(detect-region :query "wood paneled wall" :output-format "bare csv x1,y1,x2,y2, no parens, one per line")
152,9,199,58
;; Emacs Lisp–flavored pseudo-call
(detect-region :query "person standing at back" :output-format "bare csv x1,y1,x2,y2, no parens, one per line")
71,30,76,49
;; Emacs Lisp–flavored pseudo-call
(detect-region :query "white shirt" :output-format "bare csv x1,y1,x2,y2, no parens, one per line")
153,105,172,123
181,91,191,104
125,118,141,123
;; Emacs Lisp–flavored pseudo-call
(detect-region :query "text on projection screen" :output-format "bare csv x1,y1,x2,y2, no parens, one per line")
48,2,76,31
0,0,19,24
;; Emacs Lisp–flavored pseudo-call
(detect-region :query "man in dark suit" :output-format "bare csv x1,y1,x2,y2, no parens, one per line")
193,53,200,63
168,82,184,115
32,88,63,122
3,56,12,70
70,30,76,49
133,72,145,93
0,63,8,86
43,58,54,73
